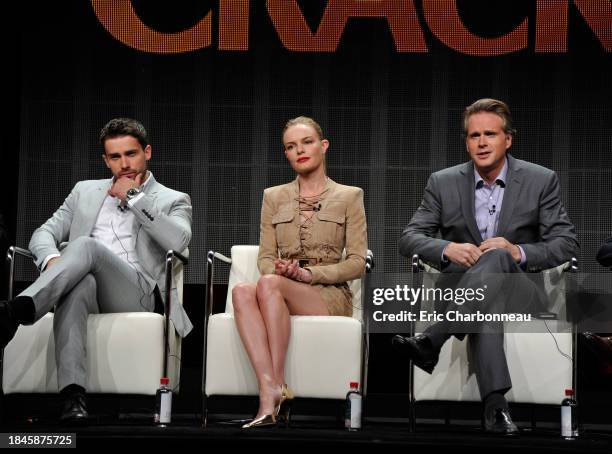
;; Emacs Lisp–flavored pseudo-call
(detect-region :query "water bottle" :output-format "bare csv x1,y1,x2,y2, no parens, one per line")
561,388,578,439
154,377,172,426
344,381,362,431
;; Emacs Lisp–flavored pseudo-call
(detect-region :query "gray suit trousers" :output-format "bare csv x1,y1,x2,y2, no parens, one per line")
18,237,155,391
425,249,546,399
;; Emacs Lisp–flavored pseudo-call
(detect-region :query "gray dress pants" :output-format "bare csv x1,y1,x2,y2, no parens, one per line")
19,237,155,390
425,248,546,399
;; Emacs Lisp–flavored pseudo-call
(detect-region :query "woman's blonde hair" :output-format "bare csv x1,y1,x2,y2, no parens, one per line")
282,116,324,144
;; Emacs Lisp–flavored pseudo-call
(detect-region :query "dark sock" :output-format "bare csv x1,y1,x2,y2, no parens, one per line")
61,384,86,397
8,296,35,324
484,391,508,411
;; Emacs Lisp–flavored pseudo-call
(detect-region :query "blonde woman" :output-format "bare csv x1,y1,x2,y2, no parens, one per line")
232,117,367,428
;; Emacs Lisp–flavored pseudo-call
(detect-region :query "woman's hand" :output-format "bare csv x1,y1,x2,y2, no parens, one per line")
274,259,313,283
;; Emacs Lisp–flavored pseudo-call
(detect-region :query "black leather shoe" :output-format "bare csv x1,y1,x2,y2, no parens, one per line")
483,407,519,435
60,393,89,424
0,301,19,349
392,334,439,374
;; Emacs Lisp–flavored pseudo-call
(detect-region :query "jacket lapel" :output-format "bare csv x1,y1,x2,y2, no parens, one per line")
458,162,483,244
78,180,111,236
496,155,523,239
143,173,160,200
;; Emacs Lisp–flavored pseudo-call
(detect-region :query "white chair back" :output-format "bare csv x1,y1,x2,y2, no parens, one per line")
225,245,261,313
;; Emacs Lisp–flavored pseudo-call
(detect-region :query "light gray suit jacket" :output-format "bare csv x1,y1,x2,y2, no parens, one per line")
28,174,193,337
399,155,578,272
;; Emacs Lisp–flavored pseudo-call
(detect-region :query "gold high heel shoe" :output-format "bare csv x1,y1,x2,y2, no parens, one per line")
241,413,277,429
242,385,289,429
281,384,295,401
277,384,294,427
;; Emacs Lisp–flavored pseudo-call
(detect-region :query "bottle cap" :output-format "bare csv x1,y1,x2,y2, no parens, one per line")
160,377,170,385
565,389,574,396
350,381,359,388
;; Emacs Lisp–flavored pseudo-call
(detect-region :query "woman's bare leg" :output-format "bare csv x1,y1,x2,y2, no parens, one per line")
256,274,329,387
232,283,280,417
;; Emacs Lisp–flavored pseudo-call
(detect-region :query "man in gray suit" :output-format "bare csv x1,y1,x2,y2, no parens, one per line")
0,118,192,423
393,99,577,434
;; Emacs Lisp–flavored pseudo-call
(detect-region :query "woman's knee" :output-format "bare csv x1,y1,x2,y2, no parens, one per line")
256,274,283,300
232,283,257,314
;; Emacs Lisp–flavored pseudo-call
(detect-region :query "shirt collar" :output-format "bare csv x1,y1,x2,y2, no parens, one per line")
291,175,333,194
474,158,508,188
140,171,153,191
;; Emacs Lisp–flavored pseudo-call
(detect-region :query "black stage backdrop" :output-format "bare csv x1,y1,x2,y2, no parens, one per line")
12,0,612,285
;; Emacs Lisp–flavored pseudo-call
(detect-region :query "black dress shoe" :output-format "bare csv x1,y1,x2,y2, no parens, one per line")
392,334,439,374
483,407,519,435
0,301,19,349
60,393,89,424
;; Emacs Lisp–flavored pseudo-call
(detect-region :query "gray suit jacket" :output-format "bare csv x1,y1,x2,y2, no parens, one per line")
399,155,578,272
28,174,193,337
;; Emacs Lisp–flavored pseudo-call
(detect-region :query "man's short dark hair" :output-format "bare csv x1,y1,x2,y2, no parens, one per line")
99,118,148,150
463,98,516,136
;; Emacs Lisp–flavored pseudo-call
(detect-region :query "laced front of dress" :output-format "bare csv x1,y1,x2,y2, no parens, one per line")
295,189,328,258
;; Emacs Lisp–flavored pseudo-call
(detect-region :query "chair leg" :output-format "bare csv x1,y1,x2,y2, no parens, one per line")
202,395,208,428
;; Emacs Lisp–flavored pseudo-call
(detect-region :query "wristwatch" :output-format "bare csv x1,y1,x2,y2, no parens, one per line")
126,187,141,201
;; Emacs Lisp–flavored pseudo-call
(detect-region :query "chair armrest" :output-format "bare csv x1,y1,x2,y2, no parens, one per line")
162,249,188,378
167,249,188,266
411,254,439,274
210,251,231,264
7,246,33,260
410,254,578,274
205,250,232,318
164,248,189,314
6,246,35,299
365,250,374,273
543,259,577,274
411,254,424,274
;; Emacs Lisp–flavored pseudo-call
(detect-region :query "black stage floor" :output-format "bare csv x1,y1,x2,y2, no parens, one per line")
1,388,611,450
1,413,611,451
2,419,612,451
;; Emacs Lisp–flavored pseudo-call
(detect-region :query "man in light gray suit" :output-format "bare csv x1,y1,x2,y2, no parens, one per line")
393,99,577,434
0,118,192,423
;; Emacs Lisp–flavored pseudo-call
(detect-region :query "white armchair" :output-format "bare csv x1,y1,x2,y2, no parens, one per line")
408,254,577,429
201,245,373,426
1,246,186,396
